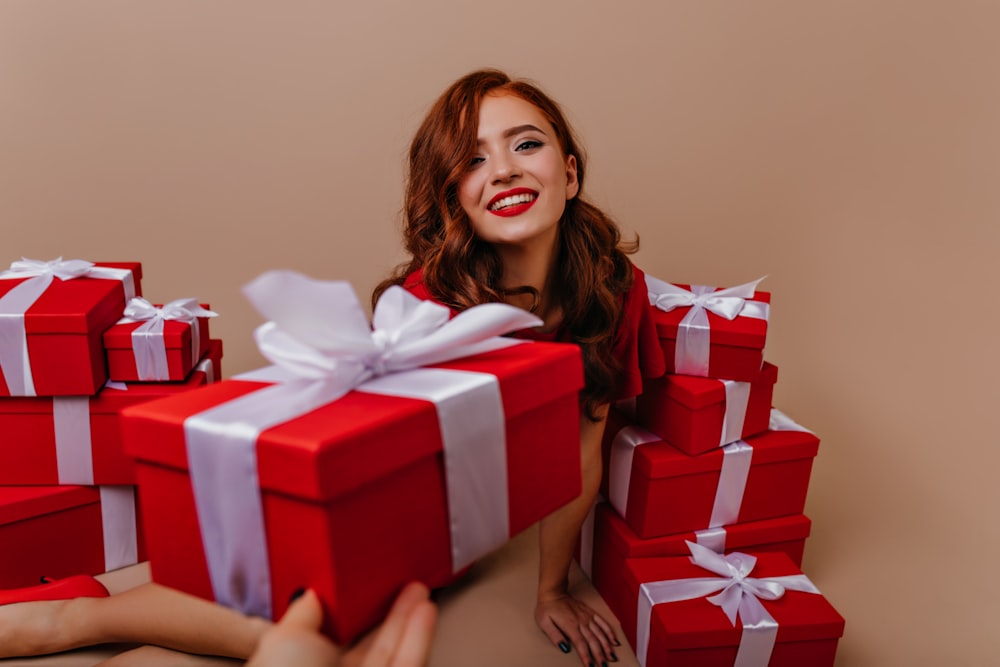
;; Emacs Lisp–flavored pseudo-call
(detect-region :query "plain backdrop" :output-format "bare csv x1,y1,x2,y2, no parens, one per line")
2,2,998,665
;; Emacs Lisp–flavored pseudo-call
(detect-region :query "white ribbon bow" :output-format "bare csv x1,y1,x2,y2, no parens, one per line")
0,257,136,395
646,276,768,377
185,270,542,619
119,297,217,381
636,541,821,667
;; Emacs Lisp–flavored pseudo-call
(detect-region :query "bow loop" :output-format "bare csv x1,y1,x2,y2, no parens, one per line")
647,276,766,321
4,257,96,281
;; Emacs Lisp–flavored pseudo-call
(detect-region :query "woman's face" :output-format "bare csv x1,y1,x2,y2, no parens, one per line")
457,93,578,252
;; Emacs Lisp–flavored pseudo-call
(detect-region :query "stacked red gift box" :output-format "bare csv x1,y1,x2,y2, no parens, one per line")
0,258,222,588
582,276,846,666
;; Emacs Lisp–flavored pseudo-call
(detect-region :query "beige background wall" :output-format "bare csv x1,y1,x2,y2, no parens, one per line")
2,2,997,665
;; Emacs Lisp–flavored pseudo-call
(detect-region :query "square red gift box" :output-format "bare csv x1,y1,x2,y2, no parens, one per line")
0,485,145,588
600,407,819,539
635,362,778,456
646,276,770,383
103,299,216,382
0,259,143,397
0,339,222,486
583,501,811,598
123,342,584,644
607,547,844,667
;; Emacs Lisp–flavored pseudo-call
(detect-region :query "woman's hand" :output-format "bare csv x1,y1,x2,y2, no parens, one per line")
535,592,618,667
248,582,437,667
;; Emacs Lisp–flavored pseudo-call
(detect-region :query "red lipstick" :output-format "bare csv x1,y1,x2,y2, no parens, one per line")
488,188,538,217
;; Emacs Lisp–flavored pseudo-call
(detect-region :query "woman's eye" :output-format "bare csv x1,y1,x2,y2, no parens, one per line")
468,156,485,168
516,140,542,151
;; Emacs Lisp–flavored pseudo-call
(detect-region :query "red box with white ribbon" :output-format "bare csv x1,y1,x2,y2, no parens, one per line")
635,362,778,456
600,407,818,539
646,276,770,382
0,340,222,485
124,342,584,644
606,547,844,667
0,485,145,588
583,502,811,599
103,299,216,382
0,259,143,397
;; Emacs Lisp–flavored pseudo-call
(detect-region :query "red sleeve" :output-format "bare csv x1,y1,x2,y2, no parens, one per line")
612,265,667,401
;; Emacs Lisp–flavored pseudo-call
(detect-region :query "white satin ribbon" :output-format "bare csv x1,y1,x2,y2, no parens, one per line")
769,408,814,435
185,270,541,619
52,397,95,484
646,276,769,377
709,440,753,528
695,526,728,553
720,380,751,446
118,297,217,381
99,486,139,571
608,425,662,518
636,541,821,667
194,356,215,383
0,258,137,396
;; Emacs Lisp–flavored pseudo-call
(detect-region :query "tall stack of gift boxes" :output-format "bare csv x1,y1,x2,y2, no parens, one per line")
0,259,221,588
579,276,846,666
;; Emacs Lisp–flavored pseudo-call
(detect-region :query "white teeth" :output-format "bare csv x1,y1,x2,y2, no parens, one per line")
490,193,536,211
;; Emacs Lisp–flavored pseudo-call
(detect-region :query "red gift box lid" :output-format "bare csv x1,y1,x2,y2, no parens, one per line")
0,339,223,416
656,362,779,410
652,284,770,349
103,303,212,350
124,342,583,503
632,423,819,480
0,485,100,525
0,262,143,335
626,551,845,648
598,503,812,559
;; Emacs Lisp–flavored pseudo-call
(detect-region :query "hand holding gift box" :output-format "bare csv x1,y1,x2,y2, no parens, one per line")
104,297,218,382
124,271,585,643
647,275,769,382
0,258,142,396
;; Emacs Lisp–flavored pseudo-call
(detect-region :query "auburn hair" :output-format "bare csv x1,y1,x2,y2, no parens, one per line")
374,68,637,418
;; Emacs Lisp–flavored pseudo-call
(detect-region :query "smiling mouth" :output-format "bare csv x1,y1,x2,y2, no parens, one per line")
489,192,537,212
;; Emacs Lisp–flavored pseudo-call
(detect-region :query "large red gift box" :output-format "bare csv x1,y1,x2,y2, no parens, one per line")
0,485,145,588
600,408,819,539
588,502,811,597
123,342,584,644
0,339,222,485
608,550,845,667
0,261,143,397
103,301,214,382
648,279,770,382
636,362,778,456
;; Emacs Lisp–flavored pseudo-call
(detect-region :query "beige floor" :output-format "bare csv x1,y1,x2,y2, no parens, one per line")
0,526,640,667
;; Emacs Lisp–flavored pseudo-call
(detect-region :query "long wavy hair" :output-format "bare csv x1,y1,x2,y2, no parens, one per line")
374,68,637,418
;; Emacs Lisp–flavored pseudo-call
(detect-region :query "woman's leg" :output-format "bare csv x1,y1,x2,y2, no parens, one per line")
97,645,244,666
0,582,271,659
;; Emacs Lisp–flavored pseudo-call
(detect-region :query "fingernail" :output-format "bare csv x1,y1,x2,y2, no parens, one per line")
288,587,306,604
558,640,570,653
613,639,622,647
602,662,609,667
611,651,619,661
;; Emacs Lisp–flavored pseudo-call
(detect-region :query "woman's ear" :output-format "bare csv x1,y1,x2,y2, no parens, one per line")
565,154,580,200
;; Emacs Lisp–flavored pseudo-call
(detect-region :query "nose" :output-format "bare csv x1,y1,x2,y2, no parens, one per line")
489,153,520,184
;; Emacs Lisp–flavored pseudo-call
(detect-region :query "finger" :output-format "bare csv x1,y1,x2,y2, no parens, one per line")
277,589,324,632
591,612,620,647
362,582,431,667
389,599,437,667
550,618,594,667
573,622,603,667
587,618,613,661
537,616,572,654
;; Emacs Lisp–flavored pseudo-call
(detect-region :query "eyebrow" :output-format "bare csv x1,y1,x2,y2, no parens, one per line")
476,124,547,145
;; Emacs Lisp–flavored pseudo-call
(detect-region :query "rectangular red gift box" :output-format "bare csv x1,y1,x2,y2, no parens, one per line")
103,304,213,382
0,339,222,486
652,283,770,382
588,501,811,597
600,408,819,539
0,485,145,588
607,552,844,667
0,262,143,397
636,362,778,456
123,342,584,644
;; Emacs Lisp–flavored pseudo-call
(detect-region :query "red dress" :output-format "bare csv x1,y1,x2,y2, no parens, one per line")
402,263,666,402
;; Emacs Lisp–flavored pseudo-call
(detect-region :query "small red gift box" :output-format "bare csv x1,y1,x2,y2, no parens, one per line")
103,299,216,382
124,342,584,644
646,276,770,382
586,501,811,598
0,259,143,397
608,548,844,667
636,362,778,456
0,340,222,485
0,485,145,588
600,408,819,539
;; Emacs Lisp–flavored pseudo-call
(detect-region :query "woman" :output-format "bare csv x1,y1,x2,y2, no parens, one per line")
375,68,666,667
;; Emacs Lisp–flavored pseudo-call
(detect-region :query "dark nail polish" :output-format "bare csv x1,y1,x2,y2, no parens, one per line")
611,651,619,661
602,662,609,667
613,639,622,647
288,587,306,604
558,640,571,653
